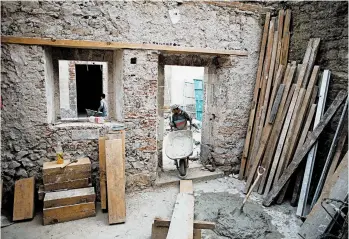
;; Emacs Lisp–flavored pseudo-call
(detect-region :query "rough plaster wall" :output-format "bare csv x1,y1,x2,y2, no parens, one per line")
122,50,159,188
1,1,258,51
209,55,259,172
1,44,47,206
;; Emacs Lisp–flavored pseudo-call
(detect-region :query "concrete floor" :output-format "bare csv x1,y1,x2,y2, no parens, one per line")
2,178,302,239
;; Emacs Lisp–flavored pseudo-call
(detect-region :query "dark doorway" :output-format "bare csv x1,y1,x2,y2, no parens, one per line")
75,64,103,116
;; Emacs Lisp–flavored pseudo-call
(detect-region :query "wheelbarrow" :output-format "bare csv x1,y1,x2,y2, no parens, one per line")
165,129,193,178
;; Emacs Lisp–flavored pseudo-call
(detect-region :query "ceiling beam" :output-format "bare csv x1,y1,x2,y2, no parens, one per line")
1,36,248,56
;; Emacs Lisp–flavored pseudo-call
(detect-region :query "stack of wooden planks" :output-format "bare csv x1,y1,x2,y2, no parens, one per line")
98,129,126,225
151,180,216,239
43,187,96,225
42,157,96,225
239,9,348,215
43,157,91,191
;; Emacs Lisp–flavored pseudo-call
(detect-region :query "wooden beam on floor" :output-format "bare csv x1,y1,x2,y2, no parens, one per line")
263,90,348,206
166,180,194,239
1,36,248,56
154,218,215,230
106,139,126,224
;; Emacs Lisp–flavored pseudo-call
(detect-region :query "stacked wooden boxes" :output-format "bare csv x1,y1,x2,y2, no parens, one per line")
42,158,96,225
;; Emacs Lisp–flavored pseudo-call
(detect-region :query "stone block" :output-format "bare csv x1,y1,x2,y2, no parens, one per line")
71,129,99,141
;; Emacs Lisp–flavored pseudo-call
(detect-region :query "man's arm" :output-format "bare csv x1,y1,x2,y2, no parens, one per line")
182,111,192,125
98,100,103,112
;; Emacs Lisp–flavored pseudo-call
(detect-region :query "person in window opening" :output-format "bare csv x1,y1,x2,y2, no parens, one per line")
98,93,108,117
170,104,198,130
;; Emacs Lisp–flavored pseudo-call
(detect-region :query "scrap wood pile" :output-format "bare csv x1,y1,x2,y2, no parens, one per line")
239,8,348,219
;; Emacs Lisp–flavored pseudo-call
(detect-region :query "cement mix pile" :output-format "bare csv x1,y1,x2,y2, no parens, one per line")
195,192,283,239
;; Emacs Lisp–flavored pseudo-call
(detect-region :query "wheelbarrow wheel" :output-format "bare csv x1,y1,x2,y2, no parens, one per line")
178,159,187,177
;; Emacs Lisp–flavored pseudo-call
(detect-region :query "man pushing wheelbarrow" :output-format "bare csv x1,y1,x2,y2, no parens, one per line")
165,105,198,178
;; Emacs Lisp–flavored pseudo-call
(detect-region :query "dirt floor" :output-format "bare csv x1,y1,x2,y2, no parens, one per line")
1,178,302,239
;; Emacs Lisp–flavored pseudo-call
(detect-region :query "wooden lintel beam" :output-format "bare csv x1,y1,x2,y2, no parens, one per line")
191,1,274,13
1,36,248,56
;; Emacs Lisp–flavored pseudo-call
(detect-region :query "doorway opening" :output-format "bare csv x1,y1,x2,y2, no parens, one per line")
162,65,205,171
75,64,103,116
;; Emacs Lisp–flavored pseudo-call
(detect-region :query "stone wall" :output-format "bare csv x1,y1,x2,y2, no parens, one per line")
1,1,264,204
1,44,48,206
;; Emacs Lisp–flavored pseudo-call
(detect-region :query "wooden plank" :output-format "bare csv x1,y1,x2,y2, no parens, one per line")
152,224,202,239
280,10,291,65
154,218,215,230
275,66,320,203
244,63,296,193
267,30,279,89
44,178,89,191
43,157,91,176
296,70,330,217
254,30,279,191
267,65,286,123
1,36,248,56
180,180,193,193
311,99,348,208
239,12,271,180
166,193,195,239
43,171,91,184
106,139,126,224
44,187,95,208
99,137,107,210
290,87,319,206
260,85,305,195
275,89,306,203
302,39,321,88
269,84,285,124
263,90,348,206
263,87,300,196
249,17,276,177
274,10,285,81
13,177,35,221
43,202,96,225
